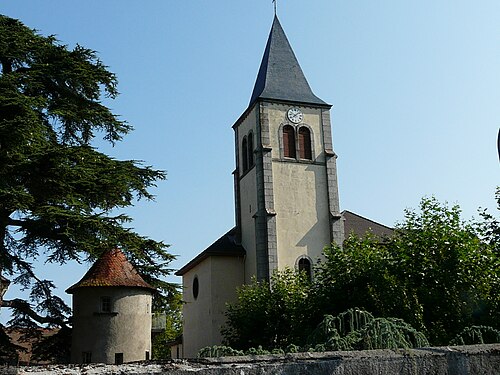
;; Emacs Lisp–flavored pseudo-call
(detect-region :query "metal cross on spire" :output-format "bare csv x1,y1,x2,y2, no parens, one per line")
273,0,277,15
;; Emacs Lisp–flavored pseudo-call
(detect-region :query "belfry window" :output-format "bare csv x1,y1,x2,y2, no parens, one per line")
242,137,248,172
247,132,254,168
283,125,296,158
298,257,312,281
298,127,312,160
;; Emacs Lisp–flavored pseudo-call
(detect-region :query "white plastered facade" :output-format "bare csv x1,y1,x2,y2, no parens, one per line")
71,287,152,364
181,256,245,358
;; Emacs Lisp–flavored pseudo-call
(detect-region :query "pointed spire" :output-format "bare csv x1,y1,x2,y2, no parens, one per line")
249,16,328,107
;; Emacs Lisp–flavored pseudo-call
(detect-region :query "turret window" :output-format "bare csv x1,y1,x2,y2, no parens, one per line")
298,127,312,160
82,351,92,364
100,296,111,313
283,125,296,158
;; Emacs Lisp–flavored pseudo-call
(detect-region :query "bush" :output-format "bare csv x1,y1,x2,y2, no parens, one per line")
222,268,311,350
198,345,244,358
307,308,428,351
222,195,500,349
450,326,500,346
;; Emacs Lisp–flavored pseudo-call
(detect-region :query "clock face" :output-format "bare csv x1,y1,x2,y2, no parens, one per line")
287,108,303,124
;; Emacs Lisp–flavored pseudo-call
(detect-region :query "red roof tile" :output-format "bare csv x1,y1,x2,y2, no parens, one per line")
66,248,155,293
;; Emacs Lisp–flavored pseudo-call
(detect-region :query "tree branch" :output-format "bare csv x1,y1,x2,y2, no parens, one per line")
0,58,12,75
1,299,69,328
6,218,25,228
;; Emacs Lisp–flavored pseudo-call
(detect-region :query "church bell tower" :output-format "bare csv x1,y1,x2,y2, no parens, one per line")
177,15,345,358
233,16,344,283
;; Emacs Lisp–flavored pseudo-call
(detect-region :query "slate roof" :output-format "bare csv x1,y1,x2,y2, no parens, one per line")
66,248,155,293
175,228,246,276
342,210,394,239
249,16,329,107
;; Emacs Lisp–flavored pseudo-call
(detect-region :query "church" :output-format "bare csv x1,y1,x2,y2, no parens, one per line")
176,16,392,358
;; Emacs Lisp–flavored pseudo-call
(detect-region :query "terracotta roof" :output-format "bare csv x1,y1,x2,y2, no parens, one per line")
4,327,59,365
66,248,155,293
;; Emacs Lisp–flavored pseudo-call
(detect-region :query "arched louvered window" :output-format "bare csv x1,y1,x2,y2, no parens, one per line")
283,125,296,158
298,258,312,281
248,132,254,168
242,136,248,172
298,127,312,160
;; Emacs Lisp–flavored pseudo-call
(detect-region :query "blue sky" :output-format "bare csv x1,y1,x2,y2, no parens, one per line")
1,0,499,319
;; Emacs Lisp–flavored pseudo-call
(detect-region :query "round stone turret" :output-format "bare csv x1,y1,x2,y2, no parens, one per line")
66,248,155,364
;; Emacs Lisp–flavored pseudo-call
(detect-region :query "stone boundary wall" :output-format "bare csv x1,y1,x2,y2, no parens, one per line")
7,344,500,375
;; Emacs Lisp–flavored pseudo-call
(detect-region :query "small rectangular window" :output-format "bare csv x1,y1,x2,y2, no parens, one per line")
82,351,92,364
115,352,124,365
101,296,111,313
145,351,150,360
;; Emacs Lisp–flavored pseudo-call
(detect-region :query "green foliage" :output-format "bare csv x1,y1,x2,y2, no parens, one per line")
222,194,499,349
0,13,176,348
313,196,499,345
449,326,500,346
307,308,374,351
198,345,244,358
152,291,183,359
198,345,289,358
390,197,499,344
245,346,271,356
476,187,500,256
209,308,428,357
359,317,429,350
311,234,414,329
307,309,428,351
285,344,300,353
222,268,310,350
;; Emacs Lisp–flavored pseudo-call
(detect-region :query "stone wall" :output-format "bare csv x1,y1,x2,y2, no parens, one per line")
8,344,500,375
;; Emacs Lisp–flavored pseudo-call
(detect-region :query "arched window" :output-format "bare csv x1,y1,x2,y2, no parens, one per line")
247,132,254,168
242,137,248,172
283,125,296,158
298,257,312,281
298,127,312,160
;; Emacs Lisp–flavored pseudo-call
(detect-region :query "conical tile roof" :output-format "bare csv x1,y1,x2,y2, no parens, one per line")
249,16,328,107
66,248,155,293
